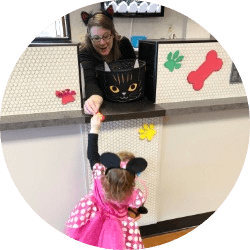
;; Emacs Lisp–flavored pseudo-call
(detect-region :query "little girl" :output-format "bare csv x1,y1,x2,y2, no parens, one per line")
65,114,148,249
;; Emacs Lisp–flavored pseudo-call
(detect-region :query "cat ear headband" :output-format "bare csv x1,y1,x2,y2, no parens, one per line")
100,152,147,176
81,5,114,26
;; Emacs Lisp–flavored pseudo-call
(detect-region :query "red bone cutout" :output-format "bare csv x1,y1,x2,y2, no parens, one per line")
187,50,223,91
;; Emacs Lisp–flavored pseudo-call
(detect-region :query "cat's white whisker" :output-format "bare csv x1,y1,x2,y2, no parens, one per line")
113,75,117,83
117,74,121,85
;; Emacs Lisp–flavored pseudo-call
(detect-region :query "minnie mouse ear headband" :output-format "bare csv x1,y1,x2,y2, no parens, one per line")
100,152,147,176
81,5,114,26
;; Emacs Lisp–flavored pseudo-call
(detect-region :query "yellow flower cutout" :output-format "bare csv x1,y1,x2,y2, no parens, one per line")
139,124,156,141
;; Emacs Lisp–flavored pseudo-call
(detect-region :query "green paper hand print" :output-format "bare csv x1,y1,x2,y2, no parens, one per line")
164,50,184,72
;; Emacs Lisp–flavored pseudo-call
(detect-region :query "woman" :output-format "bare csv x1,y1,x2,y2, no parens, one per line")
80,5,136,115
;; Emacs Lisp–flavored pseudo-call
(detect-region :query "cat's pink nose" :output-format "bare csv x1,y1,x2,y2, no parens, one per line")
122,92,126,96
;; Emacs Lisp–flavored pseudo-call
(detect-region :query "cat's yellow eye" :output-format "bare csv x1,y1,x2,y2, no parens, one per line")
128,83,137,92
110,86,120,93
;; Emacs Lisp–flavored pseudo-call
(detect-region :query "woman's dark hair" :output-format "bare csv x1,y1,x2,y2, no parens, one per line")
80,11,121,61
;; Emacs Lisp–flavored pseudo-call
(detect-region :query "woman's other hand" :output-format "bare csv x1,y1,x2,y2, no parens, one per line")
84,95,103,115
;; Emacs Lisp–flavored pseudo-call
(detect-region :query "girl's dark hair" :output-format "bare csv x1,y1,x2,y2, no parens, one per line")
101,151,135,202
80,12,121,61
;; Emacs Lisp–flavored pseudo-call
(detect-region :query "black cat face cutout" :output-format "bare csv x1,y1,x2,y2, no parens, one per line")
103,60,143,102
100,152,147,175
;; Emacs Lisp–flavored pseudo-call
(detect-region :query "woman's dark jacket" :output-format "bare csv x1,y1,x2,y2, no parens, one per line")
79,37,136,99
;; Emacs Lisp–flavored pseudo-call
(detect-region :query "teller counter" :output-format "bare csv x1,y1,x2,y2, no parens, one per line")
0,41,249,236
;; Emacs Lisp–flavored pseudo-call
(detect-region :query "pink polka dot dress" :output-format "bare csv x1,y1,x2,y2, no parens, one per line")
65,163,146,249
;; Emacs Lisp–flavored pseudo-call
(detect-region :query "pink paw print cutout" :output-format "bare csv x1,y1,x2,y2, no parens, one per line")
56,89,76,105
187,50,223,91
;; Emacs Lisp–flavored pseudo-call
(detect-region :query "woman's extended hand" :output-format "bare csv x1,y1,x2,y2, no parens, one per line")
84,95,103,115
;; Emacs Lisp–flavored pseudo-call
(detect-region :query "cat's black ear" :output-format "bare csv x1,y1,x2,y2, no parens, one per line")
126,158,147,174
100,152,120,171
81,11,90,25
104,62,111,72
134,59,139,68
106,5,114,17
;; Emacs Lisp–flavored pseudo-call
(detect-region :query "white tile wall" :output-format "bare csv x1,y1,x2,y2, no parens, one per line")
1,45,81,116
156,42,246,104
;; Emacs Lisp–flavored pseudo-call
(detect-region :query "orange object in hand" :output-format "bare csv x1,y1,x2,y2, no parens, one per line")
97,112,105,122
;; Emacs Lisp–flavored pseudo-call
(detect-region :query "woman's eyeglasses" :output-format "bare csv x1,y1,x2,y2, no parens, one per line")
90,33,113,43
